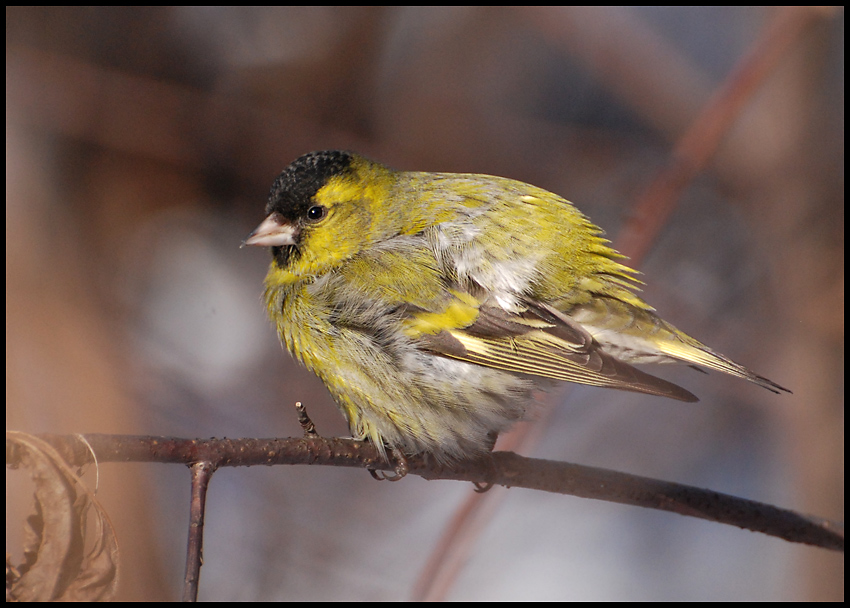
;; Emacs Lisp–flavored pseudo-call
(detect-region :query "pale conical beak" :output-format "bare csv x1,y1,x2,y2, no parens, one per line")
241,213,298,248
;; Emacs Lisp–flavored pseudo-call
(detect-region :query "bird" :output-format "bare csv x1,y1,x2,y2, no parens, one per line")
244,150,789,468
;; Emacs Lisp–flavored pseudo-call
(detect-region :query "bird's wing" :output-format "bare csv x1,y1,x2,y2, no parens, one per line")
412,298,699,402
333,235,697,402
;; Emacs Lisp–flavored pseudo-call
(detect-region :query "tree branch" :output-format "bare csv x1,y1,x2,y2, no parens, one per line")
7,433,843,553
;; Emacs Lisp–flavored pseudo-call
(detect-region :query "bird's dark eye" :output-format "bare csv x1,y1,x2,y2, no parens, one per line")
306,205,327,222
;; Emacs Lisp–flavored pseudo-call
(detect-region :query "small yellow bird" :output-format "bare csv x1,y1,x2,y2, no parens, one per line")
245,150,789,465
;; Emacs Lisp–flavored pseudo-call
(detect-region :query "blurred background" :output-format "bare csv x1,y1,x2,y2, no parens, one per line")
6,6,843,601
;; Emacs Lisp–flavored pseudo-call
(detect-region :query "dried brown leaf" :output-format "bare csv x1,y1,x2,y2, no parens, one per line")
6,431,119,601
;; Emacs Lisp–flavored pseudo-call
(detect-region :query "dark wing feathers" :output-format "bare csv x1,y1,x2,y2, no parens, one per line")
417,299,699,403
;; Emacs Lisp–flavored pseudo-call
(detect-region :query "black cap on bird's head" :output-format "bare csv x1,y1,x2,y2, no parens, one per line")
266,150,355,217
242,150,355,255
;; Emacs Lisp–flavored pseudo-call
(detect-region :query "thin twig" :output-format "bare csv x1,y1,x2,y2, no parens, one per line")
294,402,319,438
183,461,216,602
